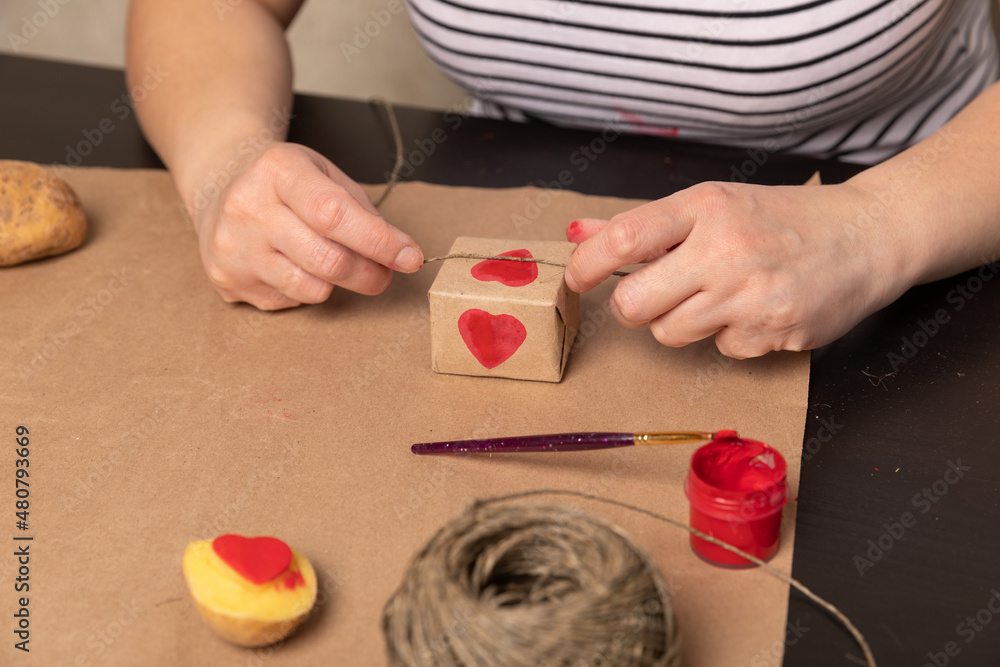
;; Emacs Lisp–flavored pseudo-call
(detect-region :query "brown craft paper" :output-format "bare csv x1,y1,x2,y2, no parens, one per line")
429,237,579,382
0,170,809,667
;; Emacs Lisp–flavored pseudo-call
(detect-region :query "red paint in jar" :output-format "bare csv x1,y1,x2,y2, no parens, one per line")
684,433,789,567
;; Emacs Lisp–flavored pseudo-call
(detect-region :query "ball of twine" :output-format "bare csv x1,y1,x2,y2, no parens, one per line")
383,501,682,667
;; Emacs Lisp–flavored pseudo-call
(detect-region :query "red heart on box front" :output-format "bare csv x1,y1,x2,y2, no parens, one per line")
212,535,292,585
471,249,538,287
459,309,527,369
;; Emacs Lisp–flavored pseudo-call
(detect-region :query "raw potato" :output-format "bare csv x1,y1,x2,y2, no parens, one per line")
191,599,311,647
182,539,318,648
0,160,87,267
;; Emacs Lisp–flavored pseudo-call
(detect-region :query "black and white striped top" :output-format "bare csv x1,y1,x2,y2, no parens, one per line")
406,0,998,163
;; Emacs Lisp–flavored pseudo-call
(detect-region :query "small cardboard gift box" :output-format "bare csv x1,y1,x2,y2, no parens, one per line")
428,237,580,382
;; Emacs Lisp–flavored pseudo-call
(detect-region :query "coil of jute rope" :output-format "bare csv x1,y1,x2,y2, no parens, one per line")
383,490,876,667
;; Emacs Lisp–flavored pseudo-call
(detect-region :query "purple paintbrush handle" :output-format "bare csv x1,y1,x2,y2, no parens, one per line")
411,432,634,454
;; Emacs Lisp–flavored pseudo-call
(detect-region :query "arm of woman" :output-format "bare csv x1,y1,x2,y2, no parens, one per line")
126,0,423,310
564,76,1000,359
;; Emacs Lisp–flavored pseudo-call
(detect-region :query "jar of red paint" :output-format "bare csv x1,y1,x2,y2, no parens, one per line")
684,432,789,567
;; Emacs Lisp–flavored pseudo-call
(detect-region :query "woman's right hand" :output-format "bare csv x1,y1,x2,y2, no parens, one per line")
190,142,422,310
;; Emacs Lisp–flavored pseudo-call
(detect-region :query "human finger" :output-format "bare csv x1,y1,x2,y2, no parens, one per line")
215,278,303,311
565,218,607,244
645,291,727,348
265,208,394,297
274,152,423,272
244,247,337,305
608,242,707,327
565,200,693,293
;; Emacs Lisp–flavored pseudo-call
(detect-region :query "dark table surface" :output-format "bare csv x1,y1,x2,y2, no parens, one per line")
3,54,998,667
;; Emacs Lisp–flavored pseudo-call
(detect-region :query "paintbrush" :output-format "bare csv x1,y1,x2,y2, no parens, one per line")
411,430,738,455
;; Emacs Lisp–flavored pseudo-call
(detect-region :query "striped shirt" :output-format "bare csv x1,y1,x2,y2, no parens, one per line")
406,0,999,163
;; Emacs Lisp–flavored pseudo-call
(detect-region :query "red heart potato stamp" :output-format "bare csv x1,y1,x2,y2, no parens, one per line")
458,309,527,369
470,249,538,287
212,535,292,585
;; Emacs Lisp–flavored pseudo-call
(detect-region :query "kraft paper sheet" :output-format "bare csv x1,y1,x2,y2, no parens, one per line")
0,169,809,666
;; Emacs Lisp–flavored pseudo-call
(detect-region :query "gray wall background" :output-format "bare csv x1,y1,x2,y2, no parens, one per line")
0,0,468,110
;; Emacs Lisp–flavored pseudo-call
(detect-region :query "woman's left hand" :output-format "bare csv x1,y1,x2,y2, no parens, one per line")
563,180,917,359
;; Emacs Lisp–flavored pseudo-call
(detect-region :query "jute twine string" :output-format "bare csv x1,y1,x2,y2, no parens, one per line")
383,501,682,667
370,97,405,209
383,490,876,667
369,98,631,278
423,253,632,277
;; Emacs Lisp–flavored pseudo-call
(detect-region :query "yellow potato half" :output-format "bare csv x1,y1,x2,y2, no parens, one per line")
182,539,318,647
0,160,87,267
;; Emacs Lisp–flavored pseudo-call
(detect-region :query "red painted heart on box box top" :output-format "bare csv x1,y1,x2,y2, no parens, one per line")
212,534,292,585
470,249,538,287
458,309,527,369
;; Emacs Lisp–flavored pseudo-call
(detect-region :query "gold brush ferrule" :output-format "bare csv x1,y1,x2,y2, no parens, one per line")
632,431,715,446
